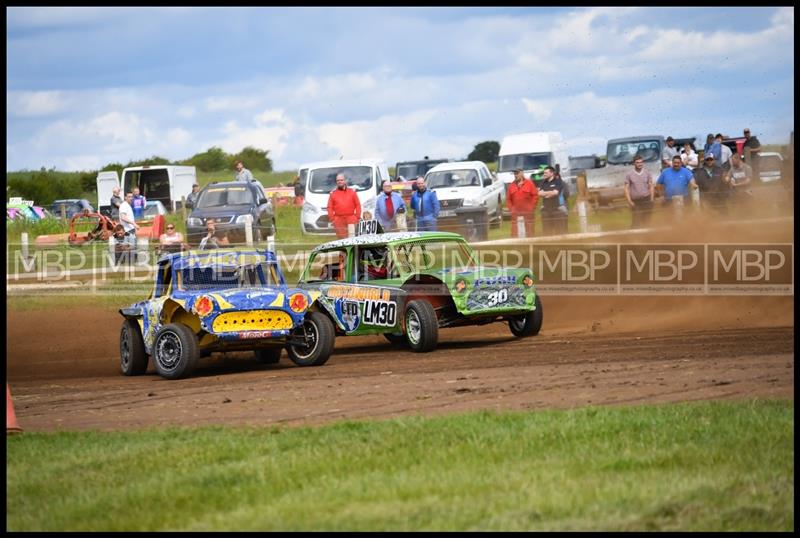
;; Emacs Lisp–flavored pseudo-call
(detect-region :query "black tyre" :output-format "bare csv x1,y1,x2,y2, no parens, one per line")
509,294,543,337
287,311,335,367
255,347,282,364
404,299,438,352
120,318,148,376
384,332,407,346
152,323,199,380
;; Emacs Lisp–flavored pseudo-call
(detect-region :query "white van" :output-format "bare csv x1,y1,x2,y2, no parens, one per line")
299,158,390,235
97,165,197,215
496,132,571,186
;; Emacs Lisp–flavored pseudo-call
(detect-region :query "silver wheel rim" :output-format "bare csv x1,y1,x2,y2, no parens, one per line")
121,326,131,369
407,309,421,345
291,319,319,360
156,331,182,372
510,315,526,332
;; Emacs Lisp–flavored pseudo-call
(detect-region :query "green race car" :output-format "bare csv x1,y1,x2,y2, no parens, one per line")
296,231,542,352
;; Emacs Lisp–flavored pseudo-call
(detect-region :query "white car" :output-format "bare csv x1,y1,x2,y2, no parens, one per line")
757,152,784,183
423,160,505,226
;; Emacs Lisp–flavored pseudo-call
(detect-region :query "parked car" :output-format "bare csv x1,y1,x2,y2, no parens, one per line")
394,158,450,181
296,231,542,353
118,248,333,379
50,199,95,219
757,152,784,183
185,181,275,245
144,200,168,219
299,158,391,235
423,161,505,239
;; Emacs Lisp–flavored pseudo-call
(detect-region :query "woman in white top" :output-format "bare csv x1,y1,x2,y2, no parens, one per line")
680,143,699,170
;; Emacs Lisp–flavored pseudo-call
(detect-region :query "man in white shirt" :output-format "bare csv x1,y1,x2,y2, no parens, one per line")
715,134,733,168
118,192,140,248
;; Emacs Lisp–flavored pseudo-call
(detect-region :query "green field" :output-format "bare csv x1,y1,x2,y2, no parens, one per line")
6,400,793,531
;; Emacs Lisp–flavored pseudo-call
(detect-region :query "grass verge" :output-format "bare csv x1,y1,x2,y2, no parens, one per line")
6,400,793,531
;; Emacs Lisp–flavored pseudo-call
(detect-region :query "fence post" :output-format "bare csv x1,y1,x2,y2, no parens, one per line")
21,232,29,261
576,201,588,233
244,214,253,245
181,196,187,222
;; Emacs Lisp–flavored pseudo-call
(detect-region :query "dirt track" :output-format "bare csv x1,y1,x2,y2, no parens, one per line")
7,295,794,432
7,213,795,432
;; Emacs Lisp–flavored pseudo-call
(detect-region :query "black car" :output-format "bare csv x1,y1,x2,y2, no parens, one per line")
185,181,275,245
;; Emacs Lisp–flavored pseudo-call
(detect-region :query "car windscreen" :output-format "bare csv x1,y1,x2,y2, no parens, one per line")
396,164,424,179
196,186,254,208
393,240,476,274
607,140,661,165
425,169,482,189
569,156,598,171
179,262,280,291
497,153,551,173
308,166,373,193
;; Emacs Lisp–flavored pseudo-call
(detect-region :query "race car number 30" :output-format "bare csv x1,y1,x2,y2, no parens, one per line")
486,288,509,307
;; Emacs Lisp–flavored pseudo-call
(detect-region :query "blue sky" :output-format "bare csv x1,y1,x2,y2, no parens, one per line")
6,6,795,172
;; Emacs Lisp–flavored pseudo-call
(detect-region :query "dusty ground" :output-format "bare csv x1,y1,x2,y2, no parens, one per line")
7,210,794,432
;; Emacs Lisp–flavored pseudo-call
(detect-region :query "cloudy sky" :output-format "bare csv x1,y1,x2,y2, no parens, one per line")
6,6,795,172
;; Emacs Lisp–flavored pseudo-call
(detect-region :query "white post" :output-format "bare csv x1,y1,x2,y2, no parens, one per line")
516,216,526,238
244,214,254,245
138,237,149,265
21,233,29,261
576,200,588,233
691,188,700,207
108,236,115,266
267,234,275,253
347,223,356,237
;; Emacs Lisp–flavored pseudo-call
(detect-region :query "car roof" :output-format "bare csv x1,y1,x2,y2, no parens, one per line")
159,248,278,268
607,136,663,144
426,161,486,173
312,231,465,252
298,158,385,170
203,181,258,189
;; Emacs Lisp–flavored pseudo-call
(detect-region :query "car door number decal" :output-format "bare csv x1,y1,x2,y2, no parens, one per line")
363,300,397,327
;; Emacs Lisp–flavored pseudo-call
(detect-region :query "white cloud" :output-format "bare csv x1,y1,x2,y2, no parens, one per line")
177,106,195,119
64,154,103,172
205,96,261,112
8,91,66,117
521,98,552,122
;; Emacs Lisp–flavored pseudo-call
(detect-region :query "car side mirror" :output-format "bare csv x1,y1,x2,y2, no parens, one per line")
259,198,268,205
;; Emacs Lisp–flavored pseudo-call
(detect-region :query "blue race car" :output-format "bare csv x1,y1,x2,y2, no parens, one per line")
118,248,334,380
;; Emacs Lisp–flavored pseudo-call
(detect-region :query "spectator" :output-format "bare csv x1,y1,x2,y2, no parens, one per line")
727,153,754,200
159,223,186,254
703,133,715,155
118,192,139,248
656,155,697,208
185,183,200,210
742,128,762,178
375,180,407,233
109,186,123,219
693,154,730,214
624,155,655,229
327,173,362,238
662,136,679,163
410,176,440,232
234,160,254,182
131,187,146,220
707,134,723,162
110,224,133,265
538,166,567,235
715,134,732,169
506,168,539,238
199,221,230,250
680,143,699,170
292,175,305,206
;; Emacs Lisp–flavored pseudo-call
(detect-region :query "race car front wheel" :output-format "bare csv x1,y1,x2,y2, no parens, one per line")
153,323,199,380
120,318,148,376
509,294,543,337
404,300,438,352
287,311,335,367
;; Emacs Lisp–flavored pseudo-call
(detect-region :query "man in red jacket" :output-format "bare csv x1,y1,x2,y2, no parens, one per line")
327,173,362,238
506,168,539,238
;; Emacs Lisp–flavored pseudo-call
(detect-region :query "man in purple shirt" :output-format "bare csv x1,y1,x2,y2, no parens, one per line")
624,155,655,229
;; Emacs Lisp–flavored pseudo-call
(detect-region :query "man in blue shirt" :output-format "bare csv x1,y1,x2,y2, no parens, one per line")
410,176,440,231
656,155,697,205
374,180,407,232
131,187,146,220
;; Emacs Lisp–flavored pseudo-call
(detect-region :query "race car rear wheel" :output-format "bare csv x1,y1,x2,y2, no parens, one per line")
509,294,543,337
287,311,335,367
120,318,148,376
255,347,282,364
153,323,199,380
404,300,438,352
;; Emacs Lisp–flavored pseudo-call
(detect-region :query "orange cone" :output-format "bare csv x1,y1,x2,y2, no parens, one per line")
7,384,23,434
